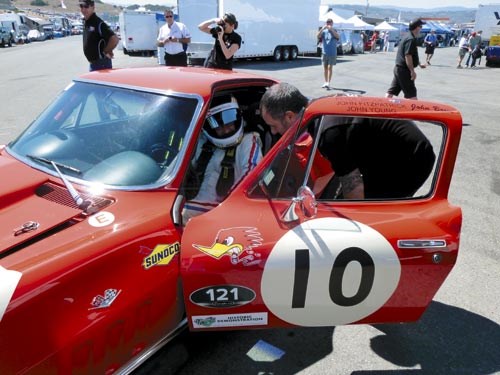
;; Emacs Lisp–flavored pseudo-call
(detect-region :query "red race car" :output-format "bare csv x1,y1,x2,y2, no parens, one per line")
0,67,462,374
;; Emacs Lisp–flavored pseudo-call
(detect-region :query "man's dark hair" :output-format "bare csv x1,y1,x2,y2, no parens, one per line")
260,83,308,120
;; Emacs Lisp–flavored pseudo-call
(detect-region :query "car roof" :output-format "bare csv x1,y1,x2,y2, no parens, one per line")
77,66,277,98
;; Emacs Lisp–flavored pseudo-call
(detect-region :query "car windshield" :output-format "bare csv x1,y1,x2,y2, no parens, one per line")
8,81,199,188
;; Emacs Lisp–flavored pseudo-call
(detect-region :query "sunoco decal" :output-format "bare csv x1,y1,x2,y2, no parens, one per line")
142,242,180,269
189,285,256,308
192,312,267,328
192,227,262,266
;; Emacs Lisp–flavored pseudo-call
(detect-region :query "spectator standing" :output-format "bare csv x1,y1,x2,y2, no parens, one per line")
383,31,390,52
385,18,427,100
317,18,339,89
424,30,437,65
465,31,481,68
457,33,469,68
198,13,241,70
360,31,366,53
259,83,435,200
80,0,119,71
157,9,191,67
370,31,378,53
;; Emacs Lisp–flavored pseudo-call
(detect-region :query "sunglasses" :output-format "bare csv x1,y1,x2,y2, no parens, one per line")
79,4,90,8
165,15,173,18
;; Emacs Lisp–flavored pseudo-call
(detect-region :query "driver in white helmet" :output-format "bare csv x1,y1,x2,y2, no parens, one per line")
182,95,263,223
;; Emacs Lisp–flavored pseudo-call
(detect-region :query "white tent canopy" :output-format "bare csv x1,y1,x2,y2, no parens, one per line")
319,5,355,29
345,15,374,31
374,21,398,31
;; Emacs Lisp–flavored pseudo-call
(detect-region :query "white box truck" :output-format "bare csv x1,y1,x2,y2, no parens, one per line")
474,3,500,44
177,0,319,64
119,10,165,55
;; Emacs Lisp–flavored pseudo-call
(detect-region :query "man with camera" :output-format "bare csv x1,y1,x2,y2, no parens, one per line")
198,13,241,70
157,9,191,67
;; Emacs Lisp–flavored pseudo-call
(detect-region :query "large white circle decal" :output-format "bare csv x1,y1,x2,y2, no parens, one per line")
261,217,401,326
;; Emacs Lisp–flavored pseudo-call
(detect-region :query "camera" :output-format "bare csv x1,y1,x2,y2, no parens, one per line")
210,21,225,38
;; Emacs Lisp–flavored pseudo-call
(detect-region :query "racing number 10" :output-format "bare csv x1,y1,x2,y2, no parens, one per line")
292,247,375,308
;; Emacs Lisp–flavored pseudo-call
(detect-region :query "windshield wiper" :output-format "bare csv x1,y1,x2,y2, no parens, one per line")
27,154,90,211
27,154,82,175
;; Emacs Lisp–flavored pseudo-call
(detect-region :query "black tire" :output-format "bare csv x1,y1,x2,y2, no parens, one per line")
123,47,128,55
282,47,290,61
290,46,298,60
272,46,282,62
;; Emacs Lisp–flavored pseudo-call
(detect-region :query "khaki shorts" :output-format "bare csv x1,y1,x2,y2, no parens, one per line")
322,54,337,66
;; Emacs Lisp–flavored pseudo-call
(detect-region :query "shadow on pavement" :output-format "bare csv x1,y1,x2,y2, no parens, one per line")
363,301,500,374
134,301,499,375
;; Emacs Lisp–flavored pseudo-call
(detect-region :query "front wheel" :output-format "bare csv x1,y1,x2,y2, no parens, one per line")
290,46,298,60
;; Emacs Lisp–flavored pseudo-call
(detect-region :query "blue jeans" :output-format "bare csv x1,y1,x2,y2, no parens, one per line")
89,57,112,71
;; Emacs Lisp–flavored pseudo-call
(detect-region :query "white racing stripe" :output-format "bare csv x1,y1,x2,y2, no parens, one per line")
0,266,22,322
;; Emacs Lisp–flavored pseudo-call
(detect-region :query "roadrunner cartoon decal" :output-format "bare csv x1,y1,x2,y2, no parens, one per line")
193,227,262,266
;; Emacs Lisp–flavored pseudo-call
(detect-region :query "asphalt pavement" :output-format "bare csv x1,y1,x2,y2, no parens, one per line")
1,36,499,374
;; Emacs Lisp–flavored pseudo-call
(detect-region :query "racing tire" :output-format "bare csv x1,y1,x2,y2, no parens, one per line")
272,46,282,62
290,46,298,60
282,47,290,61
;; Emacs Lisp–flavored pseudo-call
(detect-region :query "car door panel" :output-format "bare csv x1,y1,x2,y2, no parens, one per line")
181,97,462,331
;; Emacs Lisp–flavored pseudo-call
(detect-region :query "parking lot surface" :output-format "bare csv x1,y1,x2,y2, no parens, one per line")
1,36,499,374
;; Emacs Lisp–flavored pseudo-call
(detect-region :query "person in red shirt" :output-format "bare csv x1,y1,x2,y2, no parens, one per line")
370,31,379,53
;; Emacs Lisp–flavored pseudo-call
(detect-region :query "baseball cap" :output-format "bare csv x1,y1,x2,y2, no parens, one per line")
409,18,426,31
78,0,95,6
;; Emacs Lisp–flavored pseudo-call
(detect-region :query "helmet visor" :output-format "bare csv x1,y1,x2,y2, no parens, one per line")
205,108,241,138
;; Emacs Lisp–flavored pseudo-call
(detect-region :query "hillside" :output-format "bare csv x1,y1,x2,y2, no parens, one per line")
0,0,171,21
333,4,476,25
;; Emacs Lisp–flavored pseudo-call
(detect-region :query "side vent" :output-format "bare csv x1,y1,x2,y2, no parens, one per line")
36,183,114,210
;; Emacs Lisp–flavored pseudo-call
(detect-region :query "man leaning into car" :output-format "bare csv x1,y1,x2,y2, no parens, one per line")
80,0,119,71
259,82,435,200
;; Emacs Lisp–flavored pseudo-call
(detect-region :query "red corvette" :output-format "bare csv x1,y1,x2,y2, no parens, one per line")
0,67,462,374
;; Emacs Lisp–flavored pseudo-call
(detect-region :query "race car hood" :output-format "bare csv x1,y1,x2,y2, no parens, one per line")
0,157,92,256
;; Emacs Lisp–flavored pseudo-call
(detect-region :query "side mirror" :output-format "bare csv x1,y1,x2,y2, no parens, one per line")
282,186,317,223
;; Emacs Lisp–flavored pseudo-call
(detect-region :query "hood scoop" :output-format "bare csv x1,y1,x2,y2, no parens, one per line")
0,183,113,258
36,183,112,211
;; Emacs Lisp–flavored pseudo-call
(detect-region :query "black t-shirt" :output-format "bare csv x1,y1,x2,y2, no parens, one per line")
318,118,435,198
206,31,242,70
83,13,116,62
395,33,419,68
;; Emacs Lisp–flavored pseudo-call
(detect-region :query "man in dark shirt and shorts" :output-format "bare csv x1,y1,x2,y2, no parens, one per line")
80,0,119,71
386,19,427,100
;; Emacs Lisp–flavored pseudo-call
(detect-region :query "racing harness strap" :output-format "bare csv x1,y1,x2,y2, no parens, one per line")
185,141,236,200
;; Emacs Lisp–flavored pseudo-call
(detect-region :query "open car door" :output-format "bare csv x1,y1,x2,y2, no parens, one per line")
181,96,462,331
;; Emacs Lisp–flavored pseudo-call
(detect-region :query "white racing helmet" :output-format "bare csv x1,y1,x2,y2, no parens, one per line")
203,96,244,148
